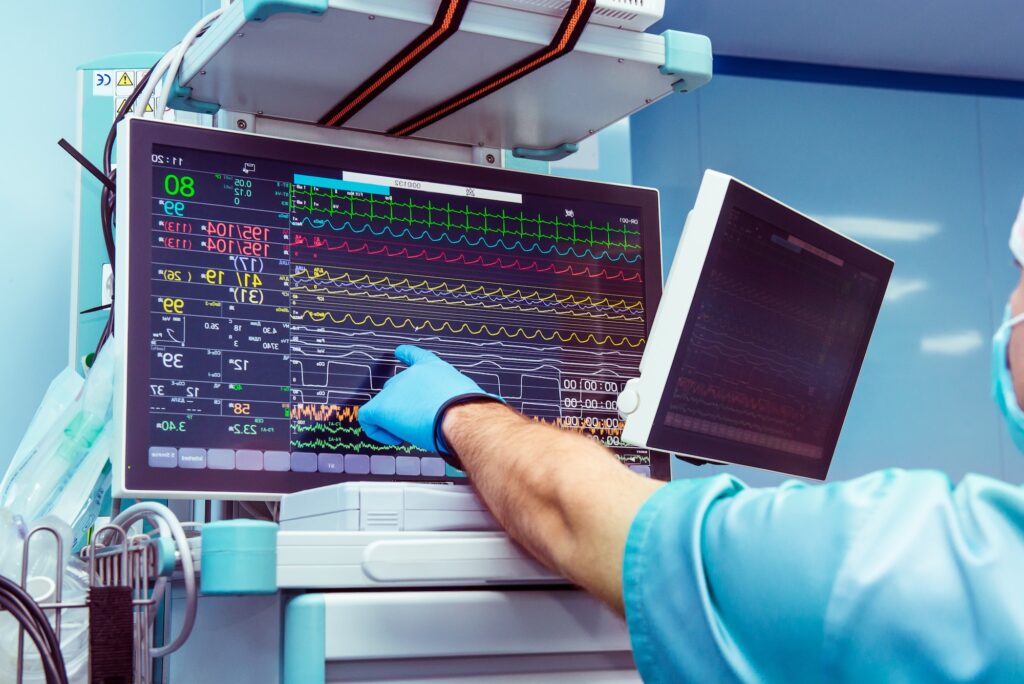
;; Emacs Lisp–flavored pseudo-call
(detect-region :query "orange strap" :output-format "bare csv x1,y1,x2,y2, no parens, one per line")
388,0,596,137
319,0,471,128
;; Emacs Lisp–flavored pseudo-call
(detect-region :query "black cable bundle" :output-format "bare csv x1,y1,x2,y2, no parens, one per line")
56,58,159,359
0,574,69,684
94,59,159,356
61,19,219,362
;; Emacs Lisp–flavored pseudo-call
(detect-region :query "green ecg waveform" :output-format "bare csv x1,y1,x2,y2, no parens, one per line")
288,185,639,249
289,438,425,453
291,423,362,435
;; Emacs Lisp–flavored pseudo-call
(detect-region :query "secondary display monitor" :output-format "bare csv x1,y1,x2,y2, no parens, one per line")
619,170,892,480
113,119,664,499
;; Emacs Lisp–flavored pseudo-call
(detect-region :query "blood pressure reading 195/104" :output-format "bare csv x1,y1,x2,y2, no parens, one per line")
139,141,659,491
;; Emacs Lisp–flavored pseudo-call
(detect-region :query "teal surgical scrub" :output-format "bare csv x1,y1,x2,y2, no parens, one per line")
622,470,1024,682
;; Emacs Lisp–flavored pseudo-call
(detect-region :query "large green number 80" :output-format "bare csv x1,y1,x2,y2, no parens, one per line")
164,174,196,198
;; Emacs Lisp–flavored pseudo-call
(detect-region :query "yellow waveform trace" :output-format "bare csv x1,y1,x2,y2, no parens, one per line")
291,284,645,323
291,267,643,311
294,311,646,348
532,415,625,437
292,403,361,422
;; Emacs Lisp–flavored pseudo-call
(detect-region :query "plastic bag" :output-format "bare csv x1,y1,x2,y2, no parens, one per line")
51,427,113,553
0,343,120,681
0,369,84,497
0,344,116,525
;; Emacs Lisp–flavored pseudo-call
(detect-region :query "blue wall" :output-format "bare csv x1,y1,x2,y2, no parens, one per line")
632,68,1024,486
0,3,208,473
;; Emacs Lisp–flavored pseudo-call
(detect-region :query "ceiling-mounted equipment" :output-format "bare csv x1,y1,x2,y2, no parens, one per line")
171,0,712,159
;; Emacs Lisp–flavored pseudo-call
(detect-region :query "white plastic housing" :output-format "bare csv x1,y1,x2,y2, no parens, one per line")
618,171,730,452
474,0,665,31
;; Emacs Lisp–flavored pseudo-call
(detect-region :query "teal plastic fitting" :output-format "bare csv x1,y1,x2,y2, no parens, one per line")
154,537,178,578
512,143,579,162
659,30,714,93
282,594,326,684
200,519,278,595
242,0,329,22
166,76,221,115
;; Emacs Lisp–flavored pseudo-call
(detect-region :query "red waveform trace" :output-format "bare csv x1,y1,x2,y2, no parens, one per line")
292,403,360,422
291,234,642,282
676,377,804,423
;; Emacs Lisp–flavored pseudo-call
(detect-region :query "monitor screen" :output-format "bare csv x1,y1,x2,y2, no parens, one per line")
646,178,891,479
117,119,664,498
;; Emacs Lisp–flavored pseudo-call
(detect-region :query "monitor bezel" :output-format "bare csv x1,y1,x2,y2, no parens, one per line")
621,170,893,481
113,117,666,500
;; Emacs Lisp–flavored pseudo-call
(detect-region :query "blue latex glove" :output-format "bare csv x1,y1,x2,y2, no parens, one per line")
359,345,497,453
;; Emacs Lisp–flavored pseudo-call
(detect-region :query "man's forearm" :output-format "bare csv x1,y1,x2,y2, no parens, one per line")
444,401,663,612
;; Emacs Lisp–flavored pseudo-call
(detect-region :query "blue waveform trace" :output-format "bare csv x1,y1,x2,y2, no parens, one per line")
293,217,642,264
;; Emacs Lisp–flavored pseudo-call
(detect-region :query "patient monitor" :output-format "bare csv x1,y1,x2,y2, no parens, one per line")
112,118,667,500
618,171,893,480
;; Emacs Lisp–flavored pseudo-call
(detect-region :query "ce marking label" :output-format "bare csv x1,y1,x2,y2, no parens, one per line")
93,70,116,95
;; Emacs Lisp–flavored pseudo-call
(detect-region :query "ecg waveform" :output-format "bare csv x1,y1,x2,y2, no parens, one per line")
290,235,643,282
293,216,639,263
674,376,805,425
292,267,641,310
292,423,362,435
290,185,641,248
711,269,833,330
290,267,644,321
142,142,655,489
291,438,424,453
287,176,650,468
296,289,640,322
662,205,884,461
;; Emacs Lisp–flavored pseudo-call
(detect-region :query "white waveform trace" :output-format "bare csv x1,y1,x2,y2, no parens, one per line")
290,329,642,378
290,388,371,405
289,326,644,362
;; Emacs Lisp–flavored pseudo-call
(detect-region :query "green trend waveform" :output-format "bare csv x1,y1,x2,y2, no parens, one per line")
292,423,363,435
288,185,639,248
289,438,425,453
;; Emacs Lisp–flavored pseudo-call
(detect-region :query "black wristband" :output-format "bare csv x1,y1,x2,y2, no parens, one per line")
432,393,503,471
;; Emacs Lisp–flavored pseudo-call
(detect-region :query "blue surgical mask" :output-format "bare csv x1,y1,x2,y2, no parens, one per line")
992,304,1024,452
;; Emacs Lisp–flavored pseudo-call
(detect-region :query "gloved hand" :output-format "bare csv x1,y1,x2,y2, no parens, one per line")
359,345,502,456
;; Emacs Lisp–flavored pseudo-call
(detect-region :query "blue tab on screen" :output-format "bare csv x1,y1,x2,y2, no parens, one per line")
293,174,391,196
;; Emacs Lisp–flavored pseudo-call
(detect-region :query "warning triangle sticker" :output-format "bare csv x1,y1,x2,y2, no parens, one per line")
117,72,134,87
145,101,154,113
117,98,132,113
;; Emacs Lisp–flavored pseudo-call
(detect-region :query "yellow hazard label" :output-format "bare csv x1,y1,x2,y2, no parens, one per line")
117,71,134,87
145,101,154,113
117,98,133,113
